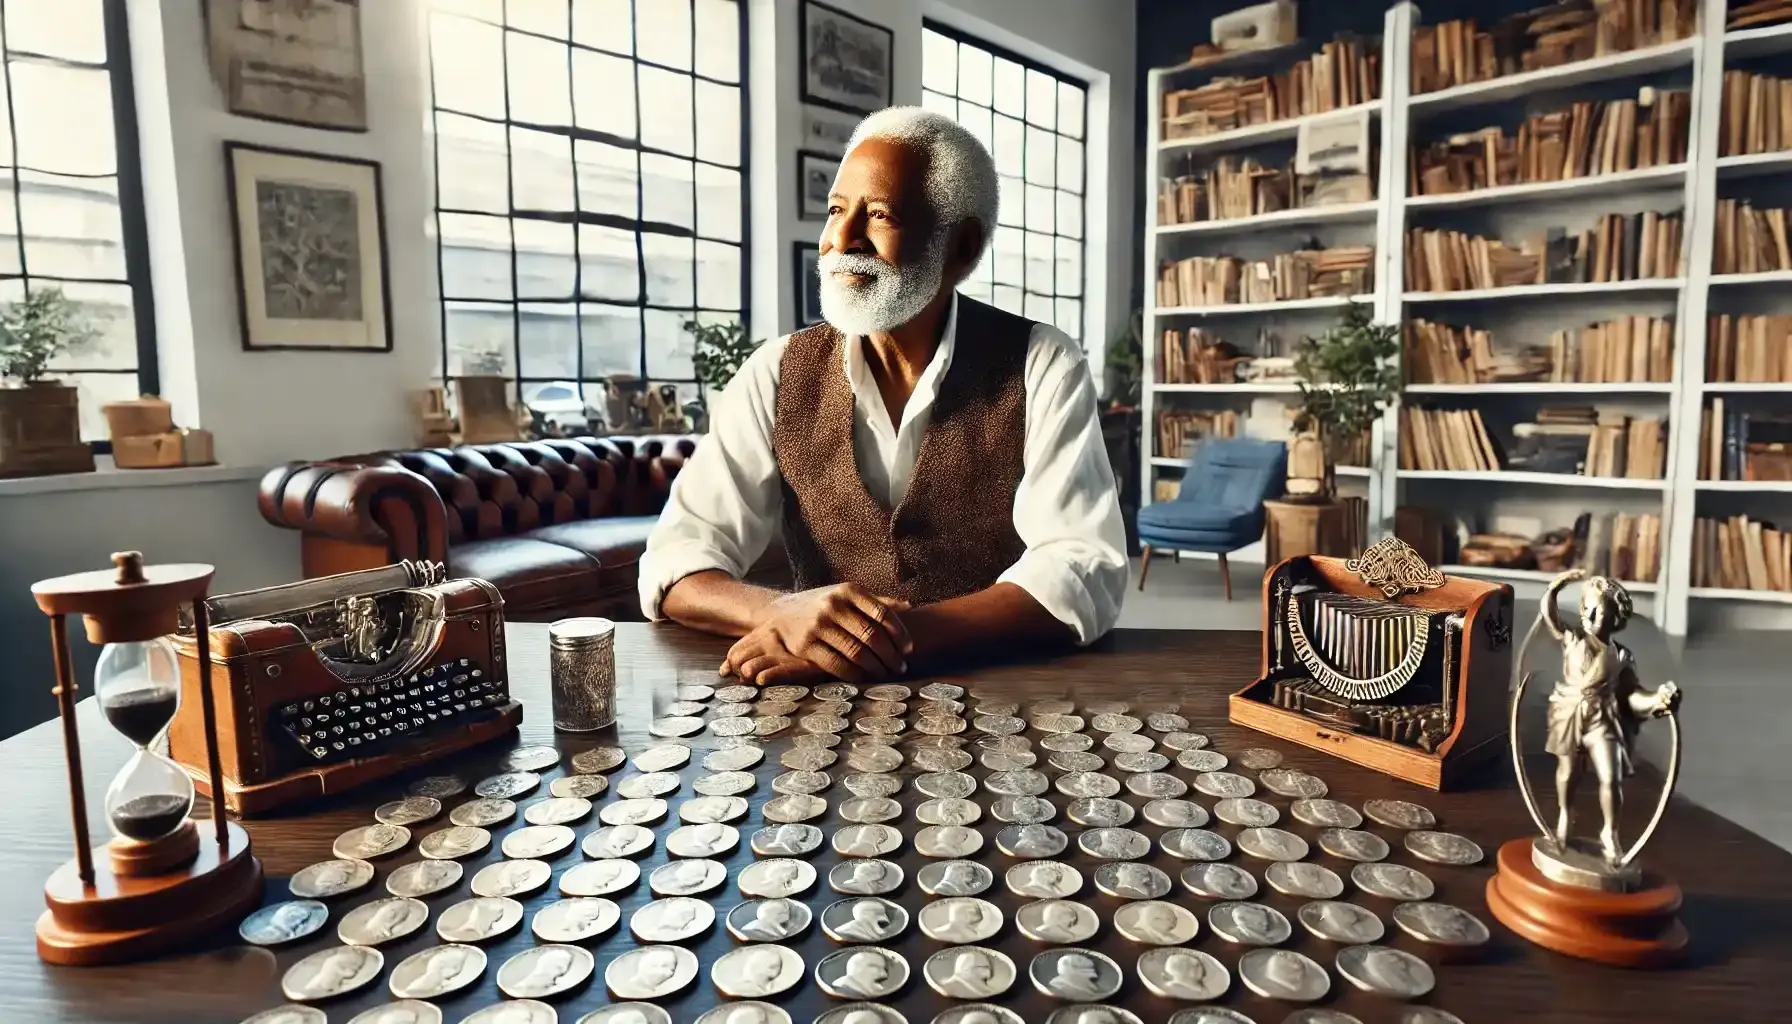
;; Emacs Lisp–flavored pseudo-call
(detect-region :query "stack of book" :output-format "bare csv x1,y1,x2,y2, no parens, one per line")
1157,327,1248,384
1162,37,1380,141
1399,406,1502,471
1410,90,1691,195
1729,0,1792,30
1492,406,1666,478
1156,246,1374,306
1585,411,1667,478
1405,213,1681,291
1156,408,1241,460
1549,315,1677,382
1721,71,1792,157
1693,514,1792,591
1706,314,1792,382
1701,399,1792,479
1411,0,1698,94
1158,156,1294,225
1712,199,1792,274
1405,228,1543,290
1608,513,1664,583
1405,320,1501,384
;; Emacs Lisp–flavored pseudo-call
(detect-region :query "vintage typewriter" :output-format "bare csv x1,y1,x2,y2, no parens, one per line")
168,561,519,815
1230,537,1513,790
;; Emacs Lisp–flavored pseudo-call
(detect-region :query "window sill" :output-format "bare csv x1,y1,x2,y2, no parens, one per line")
0,458,265,497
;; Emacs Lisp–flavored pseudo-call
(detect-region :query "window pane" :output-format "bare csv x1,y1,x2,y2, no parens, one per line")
695,0,740,83
573,49,636,138
507,33,571,125
581,302,643,377
436,113,509,213
957,44,991,106
922,89,955,120
1056,236,1082,296
19,171,123,280
445,300,517,375
695,163,741,242
992,284,1022,314
6,0,106,63
573,0,632,54
643,233,694,306
640,154,694,230
515,218,575,299
1057,191,1082,239
1024,291,1053,324
1025,184,1054,234
580,224,639,302
1055,297,1082,339
518,302,578,378
1027,69,1059,130
1057,136,1084,193
432,14,505,119
510,126,573,211
696,240,740,310
996,175,1022,228
1058,82,1086,139
639,66,694,156
507,0,567,37
922,31,957,94
575,140,637,219
695,80,740,167
440,213,513,300
1025,231,1055,292
639,0,693,70
993,229,1023,286
66,371,139,443
0,179,21,275
644,308,695,377
1026,125,1055,187
12,60,114,175
45,281,135,370
992,58,1024,118
957,102,993,156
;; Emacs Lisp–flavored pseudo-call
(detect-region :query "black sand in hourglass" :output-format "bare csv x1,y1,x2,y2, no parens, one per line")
100,687,178,746
110,794,191,840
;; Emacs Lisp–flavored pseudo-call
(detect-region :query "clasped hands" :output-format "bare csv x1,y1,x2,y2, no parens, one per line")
720,583,915,686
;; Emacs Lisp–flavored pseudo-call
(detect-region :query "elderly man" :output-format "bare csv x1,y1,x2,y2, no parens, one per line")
641,106,1127,685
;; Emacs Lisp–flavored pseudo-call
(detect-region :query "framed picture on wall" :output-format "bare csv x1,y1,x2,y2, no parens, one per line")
800,1,893,114
801,106,860,156
797,151,839,221
224,143,392,352
793,243,823,327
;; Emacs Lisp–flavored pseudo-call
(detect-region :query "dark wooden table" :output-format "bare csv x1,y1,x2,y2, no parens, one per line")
4,624,1789,1024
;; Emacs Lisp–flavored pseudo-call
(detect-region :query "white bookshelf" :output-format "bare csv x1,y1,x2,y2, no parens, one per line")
1141,0,1792,634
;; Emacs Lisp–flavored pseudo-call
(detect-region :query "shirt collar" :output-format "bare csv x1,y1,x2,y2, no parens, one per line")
840,292,958,433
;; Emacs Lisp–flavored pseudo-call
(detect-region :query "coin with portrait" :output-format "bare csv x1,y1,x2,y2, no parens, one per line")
1291,798,1362,829
502,744,561,772
582,1005,673,1024
1318,828,1391,863
863,684,911,701
338,896,430,946
726,897,813,942
603,943,698,1001
914,771,977,799
1115,752,1172,775
1055,771,1119,799
559,857,640,897
471,859,550,899
1259,769,1327,799
1113,899,1199,945
821,896,910,943
1091,713,1142,734
1238,948,1328,1002
333,823,411,861
990,795,1057,825
666,822,739,858
934,1005,1022,1024
704,746,763,771
1282,1013,1364,1024
502,824,574,860
649,857,726,896
1399,1009,1467,1024
1102,733,1154,754
814,946,909,999
1193,772,1256,799
291,858,375,898
617,772,681,799
996,823,1068,858
710,944,805,1000
1147,712,1190,732
1094,861,1171,899
570,746,627,774
1045,1007,1145,1024
919,897,1003,943
802,713,851,735
1005,859,1083,899
1405,830,1484,865
388,943,486,1000
1015,898,1099,943
980,750,1038,771
915,797,980,826
529,896,620,943
762,794,829,824
240,899,329,946
1265,861,1345,900
1048,751,1104,773
1160,828,1231,862
374,797,441,828
496,942,596,1000
834,775,896,802
523,797,592,827
599,798,668,827
407,775,466,799
1067,797,1134,828
912,746,974,771
1031,712,1085,733
1298,900,1385,944
972,714,1024,736
834,824,903,857
582,822,655,858
474,772,540,800
1179,862,1258,900
1029,948,1122,1002
740,857,817,899
346,1000,443,1024
457,1001,556,1024
1041,733,1094,754
633,744,692,773
1176,748,1227,772
783,745,840,772
754,714,793,737
715,683,760,702
829,857,903,895
918,858,994,896
435,895,523,942
449,797,515,828
281,944,383,1001
1142,799,1207,829
1350,861,1436,901
749,822,823,857
841,796,904,824
1165,1012,1255,1024
846,745,904,773
630,896,715,942
1215,797,1279,828
1162,731,1210,752
548,775,607,801
1137,947,1229,1001
1208,901,1292,946
1078,827,1150,861
812,683,859,701
1237,826,1309,863
1391,901,1491,947
1362,798,1436,831
855,715,906,737
1337,943,1435,998
924,945,1016,999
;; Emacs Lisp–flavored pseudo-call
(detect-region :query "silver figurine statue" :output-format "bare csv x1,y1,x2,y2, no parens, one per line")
1513,570,1684,891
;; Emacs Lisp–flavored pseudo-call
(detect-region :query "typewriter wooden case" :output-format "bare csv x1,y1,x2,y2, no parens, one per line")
1229,540,1514,790
168,562,521,816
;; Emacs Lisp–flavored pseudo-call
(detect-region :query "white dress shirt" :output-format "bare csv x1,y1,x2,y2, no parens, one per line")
638,294,1129,644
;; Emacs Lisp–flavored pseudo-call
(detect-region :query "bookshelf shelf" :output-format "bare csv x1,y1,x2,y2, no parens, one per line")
1404,164,1688,211
1155,202,1380,236
1709,270,1792,288
1694,480,1792,492
1397,469,1668,490
1703,381,1792,392
1440,563,1661,592
1715,150,1792,179
1724,23,1792,60
1404,382,1675,394
1689,586,1792,604
1407,38,1699,114
1153,382,1302,393
1158,101,1380,155
1154,295,1370,317
1401,279,1684,304
1150,456,1372,480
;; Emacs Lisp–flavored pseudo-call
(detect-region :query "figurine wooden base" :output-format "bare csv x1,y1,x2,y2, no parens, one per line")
1485,838,1687,969
37,820,261,966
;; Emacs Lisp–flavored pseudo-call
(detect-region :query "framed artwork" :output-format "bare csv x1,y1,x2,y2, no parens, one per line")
793,243,823,327
225,143,392,352
205,0,368,131
800,1,894,114
801,106,859,156
797,151,839,221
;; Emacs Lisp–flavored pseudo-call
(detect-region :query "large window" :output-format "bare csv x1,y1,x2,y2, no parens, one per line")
921,22,1086,345
428,0,746,434
0,0,156,441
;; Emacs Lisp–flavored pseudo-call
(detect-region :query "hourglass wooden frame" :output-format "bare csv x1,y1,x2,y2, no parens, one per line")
30,552,263,966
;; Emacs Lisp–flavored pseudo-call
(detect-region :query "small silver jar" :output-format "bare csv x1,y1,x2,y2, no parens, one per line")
548,617,617,731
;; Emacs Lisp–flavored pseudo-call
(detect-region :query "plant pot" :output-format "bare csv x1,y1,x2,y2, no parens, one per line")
0,381,94,478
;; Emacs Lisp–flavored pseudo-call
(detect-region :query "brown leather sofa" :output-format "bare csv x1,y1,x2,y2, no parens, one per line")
258,436,699,621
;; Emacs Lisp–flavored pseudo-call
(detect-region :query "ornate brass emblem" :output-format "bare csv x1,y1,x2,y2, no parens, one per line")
1346,537,1445,598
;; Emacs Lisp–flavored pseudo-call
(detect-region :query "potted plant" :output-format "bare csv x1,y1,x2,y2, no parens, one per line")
685,319,757,433
1289,302,1401,502
0,286,98,477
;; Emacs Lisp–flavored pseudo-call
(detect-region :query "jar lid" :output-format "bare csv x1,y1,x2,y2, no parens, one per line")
550,617,615,646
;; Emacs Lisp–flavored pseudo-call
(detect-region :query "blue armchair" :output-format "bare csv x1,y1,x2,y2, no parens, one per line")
1136,437,1287,600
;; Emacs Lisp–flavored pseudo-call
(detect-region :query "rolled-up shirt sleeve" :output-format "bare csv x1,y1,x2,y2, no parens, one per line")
638,337,788,620
997,325,1130,644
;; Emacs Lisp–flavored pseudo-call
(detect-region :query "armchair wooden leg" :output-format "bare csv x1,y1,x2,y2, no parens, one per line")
1218,552,1232,601
1138,545,1153,591
1173,550,1181,564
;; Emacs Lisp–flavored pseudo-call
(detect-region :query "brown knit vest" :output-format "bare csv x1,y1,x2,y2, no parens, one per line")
772,295,1030,606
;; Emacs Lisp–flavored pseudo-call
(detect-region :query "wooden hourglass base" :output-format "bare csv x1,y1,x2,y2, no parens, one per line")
37,820,261,966
1486,838,1688,969
108,819,199,877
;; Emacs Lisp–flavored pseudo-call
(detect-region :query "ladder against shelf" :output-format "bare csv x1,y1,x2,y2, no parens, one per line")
1409,39,1700,114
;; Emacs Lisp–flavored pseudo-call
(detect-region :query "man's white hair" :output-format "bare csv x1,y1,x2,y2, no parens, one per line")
844,106,1000,264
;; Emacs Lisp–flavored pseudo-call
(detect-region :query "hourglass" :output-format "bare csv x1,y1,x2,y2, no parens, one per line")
30,551,262,965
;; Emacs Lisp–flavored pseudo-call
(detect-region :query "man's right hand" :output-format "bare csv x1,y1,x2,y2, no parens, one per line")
731,583,914,683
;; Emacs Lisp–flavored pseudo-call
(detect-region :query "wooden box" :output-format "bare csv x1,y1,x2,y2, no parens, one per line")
112,429,214,469
0,383,93,478
100,396,174,439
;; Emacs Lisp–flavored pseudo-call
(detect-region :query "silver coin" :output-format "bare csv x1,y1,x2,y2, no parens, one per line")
910,734,968,750
917,797,981,826
822,895,910,943
240,899,328,946
616,772,680,799
1180,862,1259,900
281,944,383,1001
814,683,860,700
912,747,974,772
680,795,749,824
1260,769,1328,799
914,771,976,799
1337,944,1435,998
829,858,904,895
1095,861,1172,899
755,714,793,737
1216,798,1279,827
603,944,696,999
713,702,753,719
571,747,627,773
1032,712,1085,733
856,715,908,737
1392,901,1492,947
1067,797,1134,827
1079,827,1152,861
1238,826,1309,863
630,896,716,941
715,684,759,702
707,716,755,737
1406,829,1484,865
842,772,902,798
754,700,801,717
1193,771,1255,798
1238,948,1328,1001
1006,859,1083,898
1399,1012,1467,1024
384,858,463,899
1177,748,1228,772
919,859,995,896
1147,712,1190,731
282,860,366,899
1114,899,1200,945
241,1006,327,1024
1237,748,1283,770
549,775,608,800
760,683,811,702
924,944,1016,998
435,895,523,942
1284,1012,1364,1024
783,746,838,771
1161,828,1231,862
649,858,726,896
740,857,817,898
333,823,411,861
1162,732,1210,752
666,821,740,858
803,713,851,734
916,824,985,858
589,1007,673,1024
934,1005,1022,1024
1029,699,1075,715
984,769,1048,796
705,746,764,771
502,744,561,772
1046,1009,1144,1024
1318,828,1391,863
1138,946,1230,1000
863,683,912,700
582,823,655,858
474,772,539,800
834,823,903,857
1124,772,1186,799
1167,1011,1257,1024
815,945,909,999
1299,900,1385,944
450,797,516,828
1209,901,1292,946
349,1001,444,1024
996,823,1069,858
692,770,756,797
419,826,491,860
1291,798,1362,829
1048,751,1105,772
375,796,442,827
726,897,813,941
1350,861,1436,901
1015,898,1100,943
1028,947,1123,1002
388,943,486,1000
976,701,1020,716
632,744,692,772
978,733,1032,753
1265,861,1345,900
752,822,824,856
1143,798,1208,828
919,682,965,699
471,859,551,899
846,745,904,773
980,750,1038,771
712,943,806,998
502,825,574,859
771,768,832,796
1041,732,1095,753
558,858,640,896
1363,798,1437,831
973,714,1026,736
1102,733,1154,754
763,793,828,823
524,797,592,826
1091,713,1142,734
408,775,467,799
678,683,716,701
842,796,905,824
1113,751,1171,773
991,795,1057,824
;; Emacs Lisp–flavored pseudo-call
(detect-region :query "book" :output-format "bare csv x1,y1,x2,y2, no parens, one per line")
1706,314,1792,382
1404,212,1680,292
1409,90,1690,194
1412,0,1698,95
1711,199,1792,274
1157,247,1375,306
1162,36,1382,141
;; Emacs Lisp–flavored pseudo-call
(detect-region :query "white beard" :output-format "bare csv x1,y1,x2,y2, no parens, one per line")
817,237,946,336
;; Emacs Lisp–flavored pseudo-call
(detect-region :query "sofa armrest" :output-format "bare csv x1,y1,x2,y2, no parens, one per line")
259,462,451,565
